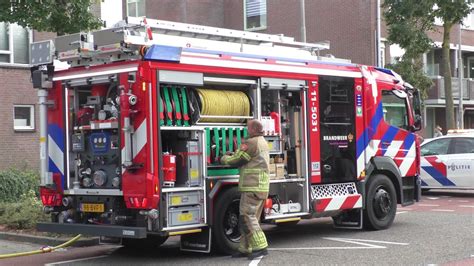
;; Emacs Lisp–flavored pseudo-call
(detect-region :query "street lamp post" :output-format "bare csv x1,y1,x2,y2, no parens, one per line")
376,0,382,67
300,0,306,42
458,24,464,129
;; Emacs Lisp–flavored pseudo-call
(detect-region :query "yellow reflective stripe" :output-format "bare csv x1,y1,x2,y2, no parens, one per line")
242,168,261,173
259,172,269,190
240,151,251,161
249,230,268,250
223,150,250,166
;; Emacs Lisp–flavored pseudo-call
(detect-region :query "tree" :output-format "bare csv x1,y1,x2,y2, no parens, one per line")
383,0,435,99
383,0,471,130
0,0,102,35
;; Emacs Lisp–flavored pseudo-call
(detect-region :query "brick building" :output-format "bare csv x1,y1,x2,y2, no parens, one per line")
1,0,474,170
0,22,55,170
118,0,474,137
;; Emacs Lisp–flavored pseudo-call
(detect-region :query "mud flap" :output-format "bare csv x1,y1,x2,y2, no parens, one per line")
180,227,211,253
332,209,363,229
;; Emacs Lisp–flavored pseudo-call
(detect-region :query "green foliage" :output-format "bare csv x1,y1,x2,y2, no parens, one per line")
435,0,472,27
386,59,433,99
383,0,472,129
0,169,40,203
0,0,102,35
0,190,49,229
383,0,436,59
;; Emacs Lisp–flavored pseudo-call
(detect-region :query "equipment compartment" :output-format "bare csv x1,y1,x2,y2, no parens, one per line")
159,130,204,188
168,205,203,227
167,191,203,207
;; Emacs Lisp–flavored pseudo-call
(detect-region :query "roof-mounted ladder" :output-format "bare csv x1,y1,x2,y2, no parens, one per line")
125,17,330,51
46,17,331,67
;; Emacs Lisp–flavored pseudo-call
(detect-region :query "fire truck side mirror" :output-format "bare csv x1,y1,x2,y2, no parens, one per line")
411,89,422,132
412,114,422,132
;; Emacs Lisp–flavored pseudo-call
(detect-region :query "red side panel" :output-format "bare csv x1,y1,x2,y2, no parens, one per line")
308,78,321,184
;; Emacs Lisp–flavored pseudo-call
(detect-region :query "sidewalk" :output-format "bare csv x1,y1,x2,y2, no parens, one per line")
0,231,99,252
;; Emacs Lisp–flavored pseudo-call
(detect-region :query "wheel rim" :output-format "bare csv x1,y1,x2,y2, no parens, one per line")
223,199,241,243
373,186,392,219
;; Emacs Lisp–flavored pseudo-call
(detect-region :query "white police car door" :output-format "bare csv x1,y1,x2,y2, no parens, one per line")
445,137,474,188
420,138,452,188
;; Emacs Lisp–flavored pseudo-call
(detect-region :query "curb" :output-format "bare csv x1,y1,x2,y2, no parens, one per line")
0,232,99,247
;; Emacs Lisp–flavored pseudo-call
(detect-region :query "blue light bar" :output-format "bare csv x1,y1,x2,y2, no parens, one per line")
143,45,182,62
375,67,395,76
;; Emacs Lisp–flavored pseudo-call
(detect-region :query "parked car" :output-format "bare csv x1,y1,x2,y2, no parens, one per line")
420,133,474,189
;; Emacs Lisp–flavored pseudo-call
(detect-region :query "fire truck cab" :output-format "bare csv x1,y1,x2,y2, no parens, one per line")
31,17,422,253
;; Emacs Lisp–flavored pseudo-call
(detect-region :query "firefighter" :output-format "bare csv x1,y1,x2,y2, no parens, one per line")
221,119,270,259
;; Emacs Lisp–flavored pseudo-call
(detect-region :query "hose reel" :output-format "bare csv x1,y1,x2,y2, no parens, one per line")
195,88,252,123
160,87,252,126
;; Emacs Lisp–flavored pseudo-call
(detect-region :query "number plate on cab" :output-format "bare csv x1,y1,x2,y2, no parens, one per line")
81,203,104,213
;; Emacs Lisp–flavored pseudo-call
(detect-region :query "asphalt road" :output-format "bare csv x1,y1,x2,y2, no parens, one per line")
1,189,473,266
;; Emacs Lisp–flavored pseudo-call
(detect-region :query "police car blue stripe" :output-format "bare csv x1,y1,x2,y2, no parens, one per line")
421,166,456,186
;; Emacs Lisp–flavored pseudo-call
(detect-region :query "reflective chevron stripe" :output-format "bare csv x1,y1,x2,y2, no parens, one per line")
314,195,362,213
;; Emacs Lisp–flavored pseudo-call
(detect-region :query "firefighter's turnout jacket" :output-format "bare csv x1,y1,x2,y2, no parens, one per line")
221,135,270,192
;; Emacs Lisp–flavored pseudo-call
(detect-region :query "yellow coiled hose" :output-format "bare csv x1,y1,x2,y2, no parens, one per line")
196,89,250,122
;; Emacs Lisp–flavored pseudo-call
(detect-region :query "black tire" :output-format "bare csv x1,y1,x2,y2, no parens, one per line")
213,186,241,254
122,235,168,250
363,174,397,230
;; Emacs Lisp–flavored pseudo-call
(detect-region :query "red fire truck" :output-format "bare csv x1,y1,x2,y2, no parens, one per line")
31,17,422,253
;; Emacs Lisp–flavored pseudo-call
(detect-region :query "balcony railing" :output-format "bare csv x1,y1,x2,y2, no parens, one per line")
427,77,472,100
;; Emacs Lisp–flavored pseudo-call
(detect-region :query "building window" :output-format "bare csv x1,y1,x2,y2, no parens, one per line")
244,0,267,31
127,0,146,17
0,22,31,64
13,105,35,131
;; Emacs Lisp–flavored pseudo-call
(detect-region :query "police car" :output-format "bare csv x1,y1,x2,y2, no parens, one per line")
420,130,474,189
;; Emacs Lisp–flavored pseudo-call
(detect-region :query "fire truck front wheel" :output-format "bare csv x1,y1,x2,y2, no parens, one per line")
364,174,397,230
213,186,241,254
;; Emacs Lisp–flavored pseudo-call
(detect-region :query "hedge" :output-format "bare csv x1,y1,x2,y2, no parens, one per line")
0,190,49,229
0,169,40,203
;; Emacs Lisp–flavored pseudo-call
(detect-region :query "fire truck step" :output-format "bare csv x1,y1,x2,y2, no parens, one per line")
37,222,147,239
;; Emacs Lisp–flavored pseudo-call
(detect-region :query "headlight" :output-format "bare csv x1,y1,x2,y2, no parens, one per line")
93,170,107,187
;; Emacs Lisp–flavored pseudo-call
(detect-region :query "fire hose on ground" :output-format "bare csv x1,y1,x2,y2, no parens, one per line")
0,234,82,259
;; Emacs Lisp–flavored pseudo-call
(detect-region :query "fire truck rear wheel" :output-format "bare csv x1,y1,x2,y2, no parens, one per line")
363,174,397,230
122,235,168,250
213,186,241,254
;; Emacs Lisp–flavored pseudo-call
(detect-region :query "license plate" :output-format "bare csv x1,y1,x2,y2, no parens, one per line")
178,212,193,222
81,203,104,213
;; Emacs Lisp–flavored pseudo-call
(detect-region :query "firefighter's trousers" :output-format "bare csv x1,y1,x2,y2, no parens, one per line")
239,191,268,253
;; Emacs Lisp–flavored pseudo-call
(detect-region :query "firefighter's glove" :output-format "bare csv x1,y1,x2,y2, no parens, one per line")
220,155,230,165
